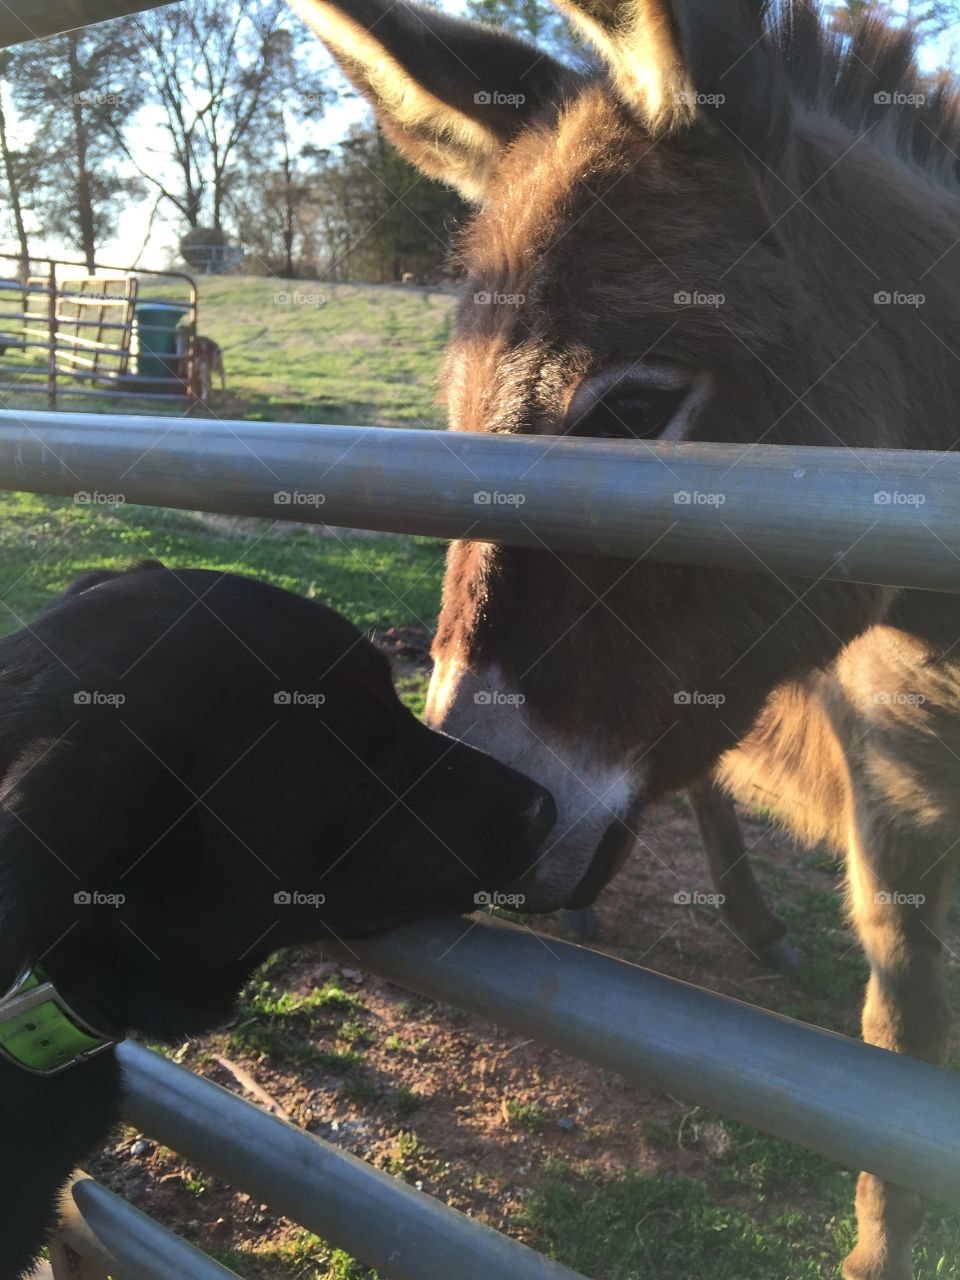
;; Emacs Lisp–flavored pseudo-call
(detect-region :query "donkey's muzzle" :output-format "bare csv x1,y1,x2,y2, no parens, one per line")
563,819,634,910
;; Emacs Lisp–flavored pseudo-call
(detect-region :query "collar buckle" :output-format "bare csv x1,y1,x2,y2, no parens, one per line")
0,967,119,1075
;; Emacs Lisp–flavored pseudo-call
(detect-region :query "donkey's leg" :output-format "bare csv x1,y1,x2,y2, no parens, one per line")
687,778,798,971
842,830,955,1280
563,779,799,957
562,906,599,940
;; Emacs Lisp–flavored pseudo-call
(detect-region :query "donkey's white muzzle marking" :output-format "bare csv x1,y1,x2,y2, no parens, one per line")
426,661,639,910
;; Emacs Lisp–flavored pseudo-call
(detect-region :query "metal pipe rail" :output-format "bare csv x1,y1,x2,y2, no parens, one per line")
118,1041,585,1280
0,0,179,47
322,917,960,1206
0,410,958,590
55,1172,242,1279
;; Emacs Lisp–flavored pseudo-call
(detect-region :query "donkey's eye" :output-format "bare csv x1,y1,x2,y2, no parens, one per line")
573,387,689,440
564,361,709,442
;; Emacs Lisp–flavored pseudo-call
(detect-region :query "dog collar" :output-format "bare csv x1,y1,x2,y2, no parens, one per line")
0,966,119,1074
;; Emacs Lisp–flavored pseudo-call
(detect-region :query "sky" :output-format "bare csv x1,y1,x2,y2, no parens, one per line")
4,0,959,270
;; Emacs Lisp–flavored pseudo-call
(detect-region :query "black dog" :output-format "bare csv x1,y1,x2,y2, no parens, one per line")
0,562,555,1278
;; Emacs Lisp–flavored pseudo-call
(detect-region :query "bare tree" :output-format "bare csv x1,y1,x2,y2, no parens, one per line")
7,23,143,270
126,0,323,235
230,23,329,276
0,52,29,277
830,0,960,41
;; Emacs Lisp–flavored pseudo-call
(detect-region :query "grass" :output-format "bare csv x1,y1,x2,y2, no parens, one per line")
225,978,369,1072
220,1231,382,1280
521,1163,823,1280
503,1099,549,1134
0,276,457,427
394,1087,425,1117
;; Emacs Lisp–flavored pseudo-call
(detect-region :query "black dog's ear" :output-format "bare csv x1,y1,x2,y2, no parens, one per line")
60,560,167,599
59,569,123,598
0,810,80,993
0,737,147,993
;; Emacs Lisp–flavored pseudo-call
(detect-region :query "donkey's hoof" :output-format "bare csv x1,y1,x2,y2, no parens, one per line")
842,1248,913,1280
759,934,801,972
562,907,599,942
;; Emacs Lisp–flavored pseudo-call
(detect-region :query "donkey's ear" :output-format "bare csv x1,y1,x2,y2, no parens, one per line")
550,0,791,157
287,0,576,200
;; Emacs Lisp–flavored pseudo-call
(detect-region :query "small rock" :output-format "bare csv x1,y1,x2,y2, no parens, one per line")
699,1119,734,1161
340,967,364,983
556,1116,576,1132
130,1139,152,1158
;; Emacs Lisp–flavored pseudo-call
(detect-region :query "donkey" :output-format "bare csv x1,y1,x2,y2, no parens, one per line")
291,0,960,1273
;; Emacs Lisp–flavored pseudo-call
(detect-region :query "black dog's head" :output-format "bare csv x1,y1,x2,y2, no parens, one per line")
0,563,555,1036
0,562,557,1279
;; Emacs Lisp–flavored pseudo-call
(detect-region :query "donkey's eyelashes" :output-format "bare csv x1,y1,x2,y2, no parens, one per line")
567,386,687,439
564,361,711,441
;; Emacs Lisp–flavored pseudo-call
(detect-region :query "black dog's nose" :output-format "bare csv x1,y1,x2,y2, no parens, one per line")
517,784,557,846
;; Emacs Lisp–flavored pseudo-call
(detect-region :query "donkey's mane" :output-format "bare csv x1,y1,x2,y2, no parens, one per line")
768,1,960,185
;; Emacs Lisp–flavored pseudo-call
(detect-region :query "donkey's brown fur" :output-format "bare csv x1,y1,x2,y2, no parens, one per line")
292,0,960,1273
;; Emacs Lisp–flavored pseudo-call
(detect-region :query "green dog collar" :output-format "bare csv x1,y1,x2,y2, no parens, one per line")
0,966,118,1075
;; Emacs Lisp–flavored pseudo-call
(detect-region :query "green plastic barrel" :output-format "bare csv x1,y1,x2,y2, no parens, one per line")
133,302,190,377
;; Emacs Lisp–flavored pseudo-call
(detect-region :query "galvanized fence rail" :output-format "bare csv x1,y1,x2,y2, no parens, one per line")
0,0,179,47
119,1040,586,1280
53,1173,243,1280
0,409,957,1274
0,409,958,591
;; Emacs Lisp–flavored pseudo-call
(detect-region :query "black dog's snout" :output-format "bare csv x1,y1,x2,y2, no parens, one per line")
493,773,557,848
518,785,557,846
